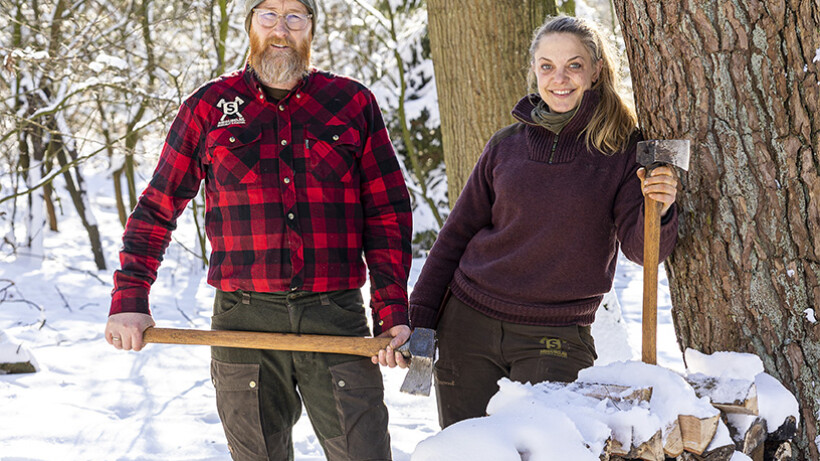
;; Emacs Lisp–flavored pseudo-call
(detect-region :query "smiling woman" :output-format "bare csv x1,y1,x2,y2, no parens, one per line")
408,15,683,430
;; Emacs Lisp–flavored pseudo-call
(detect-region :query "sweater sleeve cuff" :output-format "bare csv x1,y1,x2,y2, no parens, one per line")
373,304,409,336
409,304,439,329
660,203,678,226
110,287,151,316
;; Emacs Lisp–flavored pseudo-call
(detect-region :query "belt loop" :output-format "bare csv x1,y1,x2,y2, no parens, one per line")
320,294,330,306
242,291,251,305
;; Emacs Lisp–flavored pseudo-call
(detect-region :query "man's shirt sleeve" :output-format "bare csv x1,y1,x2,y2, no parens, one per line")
357,90,412,335
110,98,205,315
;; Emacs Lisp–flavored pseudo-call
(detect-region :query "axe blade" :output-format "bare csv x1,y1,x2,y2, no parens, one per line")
398,328,436,396
636,139,691,171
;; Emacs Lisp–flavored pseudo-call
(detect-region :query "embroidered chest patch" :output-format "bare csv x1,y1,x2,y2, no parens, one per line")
217,97,246,127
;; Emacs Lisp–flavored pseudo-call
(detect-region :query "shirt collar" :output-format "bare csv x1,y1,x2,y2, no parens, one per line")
242,63,314,99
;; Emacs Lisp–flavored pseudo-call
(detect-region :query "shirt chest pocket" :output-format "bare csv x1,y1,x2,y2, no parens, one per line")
206,128,262,190
305,126,361,183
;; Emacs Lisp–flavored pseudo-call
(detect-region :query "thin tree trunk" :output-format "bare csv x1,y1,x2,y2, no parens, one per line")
386,5,443,229
614,0,820,458
52,135,107,270
427,0,553,203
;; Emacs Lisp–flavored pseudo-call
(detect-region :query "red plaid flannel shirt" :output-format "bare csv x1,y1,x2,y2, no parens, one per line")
111,66,412,334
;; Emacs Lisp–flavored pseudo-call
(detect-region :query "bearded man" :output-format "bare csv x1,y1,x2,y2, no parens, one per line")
104,1,412,459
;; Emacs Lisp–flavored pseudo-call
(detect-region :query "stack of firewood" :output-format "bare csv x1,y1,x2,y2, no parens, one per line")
583,374,796,461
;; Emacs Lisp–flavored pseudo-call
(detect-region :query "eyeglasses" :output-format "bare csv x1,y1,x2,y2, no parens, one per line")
253,9,313,31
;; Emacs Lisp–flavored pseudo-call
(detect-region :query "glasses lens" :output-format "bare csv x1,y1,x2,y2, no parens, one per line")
285,14,308,30
256,11,278,27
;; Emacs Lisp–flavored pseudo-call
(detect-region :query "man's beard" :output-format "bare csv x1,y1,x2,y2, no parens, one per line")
248,30,311,87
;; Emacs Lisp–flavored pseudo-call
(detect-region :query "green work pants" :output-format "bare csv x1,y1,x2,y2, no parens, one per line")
209,289,391,461
433,294,597,428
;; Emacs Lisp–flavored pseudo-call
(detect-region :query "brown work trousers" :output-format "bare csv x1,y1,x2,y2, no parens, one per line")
434,294,597,428
209,289,391,461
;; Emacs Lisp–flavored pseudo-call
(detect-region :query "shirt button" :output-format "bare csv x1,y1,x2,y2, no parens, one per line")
283,177,291,184
338,380,346,388
229,137,236,143
378,320,384,326
332,135,340,141
287,213,295,220
296,93,301,99
281,139,288,146
278,105,285,111
249,380,257,389
258,94,264,100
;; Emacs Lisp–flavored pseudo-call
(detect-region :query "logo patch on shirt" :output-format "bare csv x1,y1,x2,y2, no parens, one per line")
217,97,246,127
539,337,568,358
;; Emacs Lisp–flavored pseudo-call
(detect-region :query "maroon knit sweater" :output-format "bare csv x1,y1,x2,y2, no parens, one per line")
409,91,679,328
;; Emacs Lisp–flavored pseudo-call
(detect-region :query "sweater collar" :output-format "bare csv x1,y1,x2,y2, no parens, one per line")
512,89,600,135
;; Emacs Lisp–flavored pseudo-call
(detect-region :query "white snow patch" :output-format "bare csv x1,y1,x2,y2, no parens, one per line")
94,53,129,70
685,349,764,381
806,308,817,323
579,360,718,426
756,372,800,430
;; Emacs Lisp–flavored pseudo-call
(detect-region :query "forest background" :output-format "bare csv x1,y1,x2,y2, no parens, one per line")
2,0,819,458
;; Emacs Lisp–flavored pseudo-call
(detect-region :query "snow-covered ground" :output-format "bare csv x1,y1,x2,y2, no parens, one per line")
0,173,791,460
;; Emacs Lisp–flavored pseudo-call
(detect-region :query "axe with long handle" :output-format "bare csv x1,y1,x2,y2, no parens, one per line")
636,140,690,365
142,326,436,396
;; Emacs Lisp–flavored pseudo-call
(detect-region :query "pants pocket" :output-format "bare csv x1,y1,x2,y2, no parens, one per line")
211,359,268,461
326,359,391,461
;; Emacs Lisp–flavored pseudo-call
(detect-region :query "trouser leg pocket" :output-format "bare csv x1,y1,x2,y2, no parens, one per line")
323,359,391,461
211,359,268,461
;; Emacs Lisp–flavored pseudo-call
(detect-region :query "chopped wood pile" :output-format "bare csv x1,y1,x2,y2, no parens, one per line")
594,373,796,461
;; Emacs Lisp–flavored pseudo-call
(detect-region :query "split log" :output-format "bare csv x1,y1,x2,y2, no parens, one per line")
679,444,735,461
663,419,684,458
726,416,767,457
764,441,793,461
767,416,797,442
680,420,735,461
686,374,758,415
678,414,720,455
569,382,653,403
610,429,664,461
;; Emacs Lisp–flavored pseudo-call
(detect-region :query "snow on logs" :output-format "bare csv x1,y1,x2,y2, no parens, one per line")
0,330,38,374
411,350,798,461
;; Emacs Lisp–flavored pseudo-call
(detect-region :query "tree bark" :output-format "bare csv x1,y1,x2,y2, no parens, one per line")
427,0,554,202
614,0,820,458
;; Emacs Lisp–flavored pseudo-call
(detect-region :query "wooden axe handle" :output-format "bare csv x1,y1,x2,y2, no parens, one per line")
143,327,392,357
642,197,663,365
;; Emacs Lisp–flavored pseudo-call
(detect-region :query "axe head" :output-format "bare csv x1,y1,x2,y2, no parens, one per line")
636,139,691,171
397,328,436,396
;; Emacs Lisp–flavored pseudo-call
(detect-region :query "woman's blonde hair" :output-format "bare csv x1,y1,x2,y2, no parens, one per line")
528,15,637,154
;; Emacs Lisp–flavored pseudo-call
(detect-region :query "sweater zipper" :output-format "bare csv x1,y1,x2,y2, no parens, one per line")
549,135,559,164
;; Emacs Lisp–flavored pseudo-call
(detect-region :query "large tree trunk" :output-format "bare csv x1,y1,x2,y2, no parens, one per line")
614,0,820,458
427,0,556,203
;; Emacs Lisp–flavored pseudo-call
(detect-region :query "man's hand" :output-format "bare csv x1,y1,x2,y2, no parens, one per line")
637,165,679,217
105,312,155,351
371,324,411,369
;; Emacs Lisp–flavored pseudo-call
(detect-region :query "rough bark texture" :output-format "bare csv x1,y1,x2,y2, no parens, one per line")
427,0,553,202
614,0,820,458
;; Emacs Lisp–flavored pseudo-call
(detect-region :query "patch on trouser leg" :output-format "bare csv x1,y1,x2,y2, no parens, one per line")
211,359,269,461
325,359,391,461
